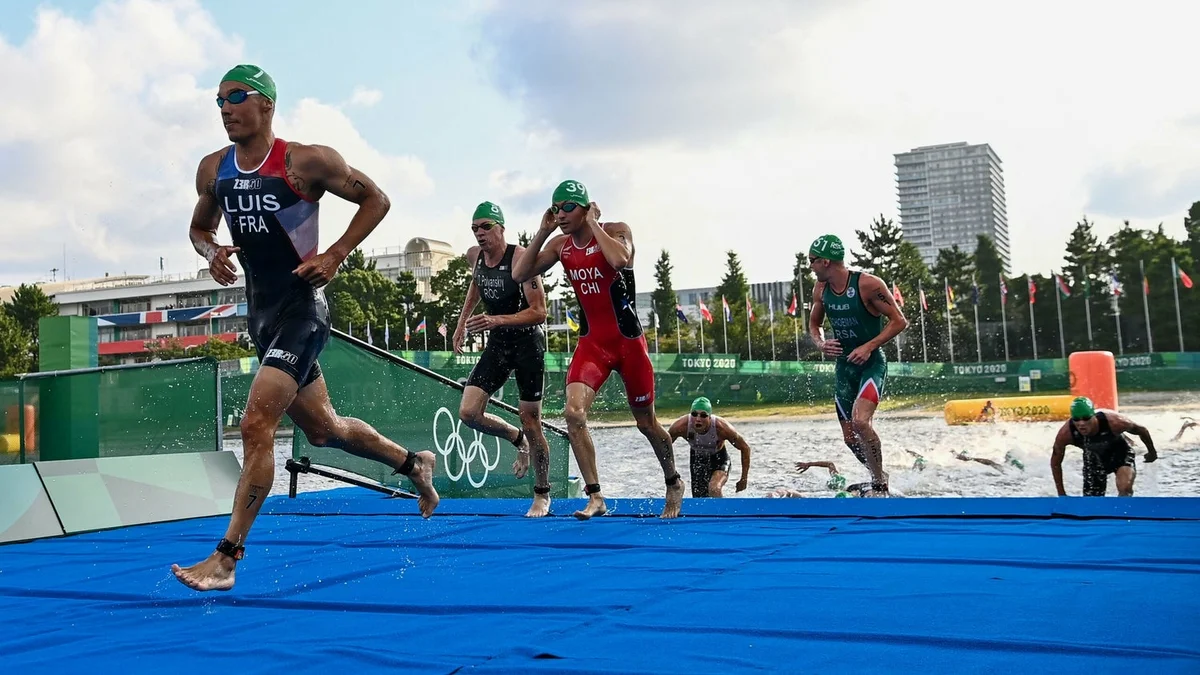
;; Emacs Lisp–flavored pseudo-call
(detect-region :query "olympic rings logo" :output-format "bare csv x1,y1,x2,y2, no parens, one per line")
432,407,501,488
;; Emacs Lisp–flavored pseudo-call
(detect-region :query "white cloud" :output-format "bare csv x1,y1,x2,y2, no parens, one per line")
347,86,383,108
477,0,1200,287
0,0,434,285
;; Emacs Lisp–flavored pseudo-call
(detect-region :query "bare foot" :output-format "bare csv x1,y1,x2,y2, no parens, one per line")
171,552,236,592
512,433,530,479
573,493,608,520
404,450,441,518
661,478,685,519
525,491,551,518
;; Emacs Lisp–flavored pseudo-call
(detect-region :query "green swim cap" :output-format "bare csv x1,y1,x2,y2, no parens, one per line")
552,180,590,208
221,64,277,102
691,396,713,415
1070,396,1095,420
472,201,504,225
809,234,845,262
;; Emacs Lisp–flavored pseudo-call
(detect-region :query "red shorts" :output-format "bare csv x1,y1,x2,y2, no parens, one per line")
567,335,656,407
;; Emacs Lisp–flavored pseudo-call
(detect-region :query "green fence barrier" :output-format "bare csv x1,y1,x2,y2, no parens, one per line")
292,332,573,499
220,349,1200,420
2,358,220,464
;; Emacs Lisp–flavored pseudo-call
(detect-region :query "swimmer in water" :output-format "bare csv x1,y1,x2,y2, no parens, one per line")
1172,417,1197,442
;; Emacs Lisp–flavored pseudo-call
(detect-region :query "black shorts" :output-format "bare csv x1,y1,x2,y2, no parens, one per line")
252,312,330,388
466,327,545,402
689,447,731,497
1082,449,1135,497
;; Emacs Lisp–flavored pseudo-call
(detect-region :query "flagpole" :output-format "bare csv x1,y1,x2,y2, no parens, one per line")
722,300,729,354
769,296,776,361
999,274,1010,361
972,277,982,362
1083,265,1093,348
699,314,705,354
797,276,807,359
676,312,681,354
1173,258,1185,352
792,317,799,360
918,280,928,363
1113,287,1123,356
1054,273,1066,357
1141,259,1154,353
424,317,428,351
745,299,753,360
944,278,955,363
1028,275,1038,360
654,313,660,354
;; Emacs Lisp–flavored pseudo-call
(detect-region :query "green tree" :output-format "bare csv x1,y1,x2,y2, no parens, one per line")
715,251,750,358
428,254,474,337
851,214,903,283
651,250,678,334
893,241,935,362
972,235,1006,360
1060,217,1113,353
1184,201,1200,270
146,335,255,362
788,251,819,359
2,284,58,369
931,245,975,361
0,312,33,377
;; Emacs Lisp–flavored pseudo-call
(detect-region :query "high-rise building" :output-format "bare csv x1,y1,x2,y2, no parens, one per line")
894,142,1010,273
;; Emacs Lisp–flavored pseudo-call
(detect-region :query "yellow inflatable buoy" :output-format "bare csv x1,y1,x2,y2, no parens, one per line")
944,395,1075,425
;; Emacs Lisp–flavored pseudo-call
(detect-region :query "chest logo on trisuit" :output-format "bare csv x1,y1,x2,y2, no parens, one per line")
223,193,280,234
233,178,262,190
567,266,605,295
847,286,856,298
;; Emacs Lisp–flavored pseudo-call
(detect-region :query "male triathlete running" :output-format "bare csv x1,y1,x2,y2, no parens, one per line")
171,65,438,592
513,180,684,519
453,201,552,517
808,234,909,497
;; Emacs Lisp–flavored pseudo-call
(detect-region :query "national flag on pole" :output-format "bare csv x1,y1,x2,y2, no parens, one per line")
675,304,689,324
1028,277,1037,304
722,296,732,322
892,282,905,307
1178,261,1194,289
438,323,448,336
787,292,798,316
1055,273,1071,298
768,295,775,320
919,286,928,311
1110,273,1123,296
404,318,410,342
566,309,580,331
384,321,390,349
1000,276,1008,305
945,280,955,304
366,321,373,345
746,297,756,322
698,299,713,323
1143,272,1150,296
415,318,427,333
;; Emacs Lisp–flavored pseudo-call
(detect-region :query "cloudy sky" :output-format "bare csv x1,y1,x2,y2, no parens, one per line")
1,0,1197,292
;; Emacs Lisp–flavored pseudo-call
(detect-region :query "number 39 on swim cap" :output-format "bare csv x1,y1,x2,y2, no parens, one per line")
553,180,590,208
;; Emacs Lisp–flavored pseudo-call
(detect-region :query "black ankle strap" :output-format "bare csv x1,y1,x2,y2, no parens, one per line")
393,451,419,477
871,481,889,492
216,538,244,561
534,485,551,495
584,483,602,495
513,428,526,449
666,473,681,487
